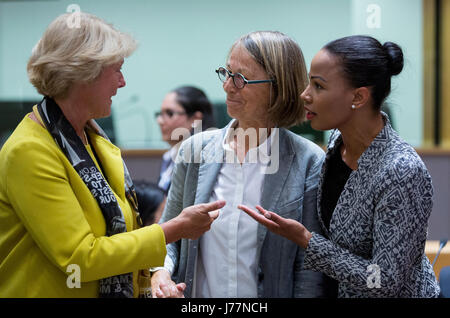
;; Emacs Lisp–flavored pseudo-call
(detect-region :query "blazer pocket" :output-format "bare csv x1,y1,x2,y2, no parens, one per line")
277,197,303,217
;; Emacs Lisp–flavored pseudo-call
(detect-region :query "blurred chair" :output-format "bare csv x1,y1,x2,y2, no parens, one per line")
289,121,324,145
0,100,116,146
440,266,450,298
95,116,116,144
212,102,232,129
212,101,326,144
0,100,37,147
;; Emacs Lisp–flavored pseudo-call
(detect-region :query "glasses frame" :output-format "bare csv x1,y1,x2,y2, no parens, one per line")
155,110,187,119
215,67,275,89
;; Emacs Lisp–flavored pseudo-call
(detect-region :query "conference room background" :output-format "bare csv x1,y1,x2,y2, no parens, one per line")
0,0,449,241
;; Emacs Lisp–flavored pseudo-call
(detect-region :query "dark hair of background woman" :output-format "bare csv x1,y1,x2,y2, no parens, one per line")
134,180,165,226
172,86,215,130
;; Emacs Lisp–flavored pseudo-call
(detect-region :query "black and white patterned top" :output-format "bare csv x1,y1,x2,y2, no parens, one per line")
304,115,440,297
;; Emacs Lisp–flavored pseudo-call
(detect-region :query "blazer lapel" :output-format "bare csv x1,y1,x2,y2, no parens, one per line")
194,129,226,204
258,129,294,250
187,128,226,288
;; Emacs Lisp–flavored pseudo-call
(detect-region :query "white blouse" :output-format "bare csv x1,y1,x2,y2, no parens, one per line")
193,120,276,297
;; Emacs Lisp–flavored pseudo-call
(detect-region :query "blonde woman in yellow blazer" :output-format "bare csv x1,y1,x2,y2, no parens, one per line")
0,12,223,298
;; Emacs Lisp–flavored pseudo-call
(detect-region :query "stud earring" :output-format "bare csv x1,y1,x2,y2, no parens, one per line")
351,105,356,109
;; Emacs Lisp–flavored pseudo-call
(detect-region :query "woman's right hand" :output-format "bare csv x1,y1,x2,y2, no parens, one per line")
160,200,225,244
151,269,186,298
238,204,312,249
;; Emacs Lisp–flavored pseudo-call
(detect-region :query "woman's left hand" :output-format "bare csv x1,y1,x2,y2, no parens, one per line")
238,205,312,249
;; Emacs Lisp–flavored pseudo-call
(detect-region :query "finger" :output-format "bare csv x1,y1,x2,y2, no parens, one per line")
160,283,171,297
256,205,284,224
238,204,260,218
175,283,186,298
199,200,226,213
155,288,164,298
238,205,278,228
208,209,220,220
169,285,179,297
176,283,186,292
255,205,272,219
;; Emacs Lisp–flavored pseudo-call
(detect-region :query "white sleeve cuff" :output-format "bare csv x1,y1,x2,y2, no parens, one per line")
149,254,174,275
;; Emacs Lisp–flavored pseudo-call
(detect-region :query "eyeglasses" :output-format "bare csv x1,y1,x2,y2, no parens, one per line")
155,110,187,119
215,67,275,89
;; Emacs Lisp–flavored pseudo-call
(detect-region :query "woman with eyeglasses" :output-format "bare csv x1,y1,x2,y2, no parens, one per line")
155,86,214,193
239,35,440,297
150,31,330,298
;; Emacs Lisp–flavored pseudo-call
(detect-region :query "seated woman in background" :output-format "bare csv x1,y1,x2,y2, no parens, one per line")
156,86,214,193
134,180,166,226
0,12,224,298
240,35,440,298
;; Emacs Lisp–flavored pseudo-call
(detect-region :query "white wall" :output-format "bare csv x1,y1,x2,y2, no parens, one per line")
351,0,424,146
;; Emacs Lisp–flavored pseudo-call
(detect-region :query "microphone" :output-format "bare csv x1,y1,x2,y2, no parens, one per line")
432,238,448,268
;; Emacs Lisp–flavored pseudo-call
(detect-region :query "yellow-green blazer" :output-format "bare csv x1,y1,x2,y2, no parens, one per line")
0,114,166,297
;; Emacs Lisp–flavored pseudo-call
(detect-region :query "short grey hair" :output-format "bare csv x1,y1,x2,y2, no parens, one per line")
230,31,308,128
27,12,137,99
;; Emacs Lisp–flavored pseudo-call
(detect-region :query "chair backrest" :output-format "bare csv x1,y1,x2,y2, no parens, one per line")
439,266,450,298
0,101,37,147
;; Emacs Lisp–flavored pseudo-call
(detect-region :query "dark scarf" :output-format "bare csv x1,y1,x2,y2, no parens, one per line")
37,96,141,298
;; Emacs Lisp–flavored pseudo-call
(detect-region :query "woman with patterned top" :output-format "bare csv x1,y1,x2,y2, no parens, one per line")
239,35,440,298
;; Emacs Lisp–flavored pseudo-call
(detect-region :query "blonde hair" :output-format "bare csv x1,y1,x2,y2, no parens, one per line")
230,31,308,128
27,12,137,99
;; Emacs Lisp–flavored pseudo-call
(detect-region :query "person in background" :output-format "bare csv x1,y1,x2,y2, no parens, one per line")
134,180,166,226
156,86,214,193
151,31,330,298
240,35,440,298
0,12,223,298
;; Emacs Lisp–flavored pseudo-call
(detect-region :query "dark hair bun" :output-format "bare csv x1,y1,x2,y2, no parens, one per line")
324,35,403,109
383,42,404,76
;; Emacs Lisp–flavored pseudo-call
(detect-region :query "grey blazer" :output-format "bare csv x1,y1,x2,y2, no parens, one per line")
159,122,329,297
304,116,440,297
